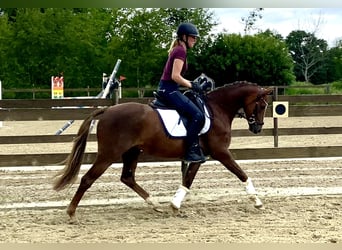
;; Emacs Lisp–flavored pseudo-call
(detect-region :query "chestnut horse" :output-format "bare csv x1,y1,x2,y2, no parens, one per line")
53,81,273,221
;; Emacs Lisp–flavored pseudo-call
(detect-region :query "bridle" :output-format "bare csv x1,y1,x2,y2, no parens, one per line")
237,93,268,126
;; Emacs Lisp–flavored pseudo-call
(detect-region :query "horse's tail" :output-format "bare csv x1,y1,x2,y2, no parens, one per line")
53,107,108,191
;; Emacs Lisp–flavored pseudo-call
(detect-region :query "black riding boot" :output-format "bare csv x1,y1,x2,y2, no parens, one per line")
184,141,206,164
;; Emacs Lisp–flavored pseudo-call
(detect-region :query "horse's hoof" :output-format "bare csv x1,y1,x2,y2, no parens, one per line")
152,206,164,213
67,215,79,224
254,204,265,210
170,204,180,215
255,199,264,209
146,197,163,213
66,207,79,224
170,205,188,218
249,195,264,210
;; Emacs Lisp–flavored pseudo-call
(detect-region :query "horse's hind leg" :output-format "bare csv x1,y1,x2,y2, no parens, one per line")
120,147,162,212
67,158,111,222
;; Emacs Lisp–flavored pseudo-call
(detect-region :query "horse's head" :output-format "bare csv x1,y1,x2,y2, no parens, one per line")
206,81,273,134
242,86,273,134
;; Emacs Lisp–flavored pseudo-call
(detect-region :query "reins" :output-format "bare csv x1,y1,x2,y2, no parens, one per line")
236,92,268,126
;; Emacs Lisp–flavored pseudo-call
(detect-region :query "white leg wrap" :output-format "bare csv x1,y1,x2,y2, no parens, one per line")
244,178,264,208
245,177,257,195
171,185,189,209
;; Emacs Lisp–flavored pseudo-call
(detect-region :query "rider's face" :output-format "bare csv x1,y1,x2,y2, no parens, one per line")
187,35,197,48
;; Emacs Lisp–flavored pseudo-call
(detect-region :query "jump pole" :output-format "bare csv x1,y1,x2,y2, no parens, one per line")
55,59,121,135
88,59,121,132
101,59,122,99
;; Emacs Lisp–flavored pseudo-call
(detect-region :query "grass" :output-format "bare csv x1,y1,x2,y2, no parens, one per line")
330,80,342,93
284,80,342,95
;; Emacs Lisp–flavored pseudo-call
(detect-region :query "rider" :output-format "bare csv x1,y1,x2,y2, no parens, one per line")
157,22,206,163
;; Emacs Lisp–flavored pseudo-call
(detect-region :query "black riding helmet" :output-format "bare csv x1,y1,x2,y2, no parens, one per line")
176,22,200,48
177,22,200,38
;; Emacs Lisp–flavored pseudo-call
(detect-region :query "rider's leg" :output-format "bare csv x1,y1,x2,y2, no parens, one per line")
167,91,206,163
184,124,206,163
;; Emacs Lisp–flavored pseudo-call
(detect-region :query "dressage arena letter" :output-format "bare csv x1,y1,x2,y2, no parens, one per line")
273,101,289,118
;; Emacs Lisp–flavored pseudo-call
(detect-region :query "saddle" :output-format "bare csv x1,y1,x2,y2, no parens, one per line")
150,74,214,138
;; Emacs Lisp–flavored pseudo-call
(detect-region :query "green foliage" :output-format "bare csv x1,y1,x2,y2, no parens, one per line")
0,8,112,90
285,30,329,84
330,80,342,93
284,81,328,95
193,33,295,86
241,8,263,34
325,41,342,82
101,8,217,89
0,8,341,100
283,80,342,95
0,12,13,82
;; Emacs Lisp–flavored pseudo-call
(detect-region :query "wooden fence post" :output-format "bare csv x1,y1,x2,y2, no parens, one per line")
273,86,279,147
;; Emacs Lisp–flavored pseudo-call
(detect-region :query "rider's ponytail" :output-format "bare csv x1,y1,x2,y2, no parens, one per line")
167,39,180,55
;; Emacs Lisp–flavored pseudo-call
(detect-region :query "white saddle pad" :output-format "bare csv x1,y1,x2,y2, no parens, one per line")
156,105,211,137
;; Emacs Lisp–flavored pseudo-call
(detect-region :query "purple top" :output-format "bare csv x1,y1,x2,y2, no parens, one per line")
160,45,187,82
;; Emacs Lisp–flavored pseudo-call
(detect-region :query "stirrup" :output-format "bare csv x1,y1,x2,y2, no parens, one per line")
184,144,206,163
184,157,206,164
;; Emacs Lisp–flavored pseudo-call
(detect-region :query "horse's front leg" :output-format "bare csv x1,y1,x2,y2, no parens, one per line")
170,161,201,210
245,177,263,208
212,149,263,209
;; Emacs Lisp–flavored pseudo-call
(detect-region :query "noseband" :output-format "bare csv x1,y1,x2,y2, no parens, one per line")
237,94,268,126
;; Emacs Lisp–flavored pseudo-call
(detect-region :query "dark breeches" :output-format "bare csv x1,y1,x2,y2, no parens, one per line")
162,90,204,144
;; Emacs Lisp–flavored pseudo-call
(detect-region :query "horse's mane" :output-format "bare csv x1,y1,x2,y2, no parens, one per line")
208,81,259,96
219,81,258,90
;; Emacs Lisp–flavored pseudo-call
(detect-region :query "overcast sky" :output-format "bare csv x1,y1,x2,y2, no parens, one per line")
211,8,341,47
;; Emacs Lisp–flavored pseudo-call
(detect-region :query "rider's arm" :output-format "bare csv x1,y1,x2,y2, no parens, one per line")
171,58,192,88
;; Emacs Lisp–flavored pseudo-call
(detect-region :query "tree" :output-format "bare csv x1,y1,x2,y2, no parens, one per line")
60,8,112,89
0,7,217,97
0,8,113,94
161,8,217,39
286,30,328,83
105,8,217,88
241,8,264,35
194,33,295,86
0,11,13,83
325,39,342,82
258,28,284,41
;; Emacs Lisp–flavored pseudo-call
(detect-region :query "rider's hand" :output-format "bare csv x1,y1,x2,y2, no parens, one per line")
191,81,202,93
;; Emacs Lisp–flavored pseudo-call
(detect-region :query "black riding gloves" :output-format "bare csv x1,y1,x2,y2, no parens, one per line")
191,81,202,93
